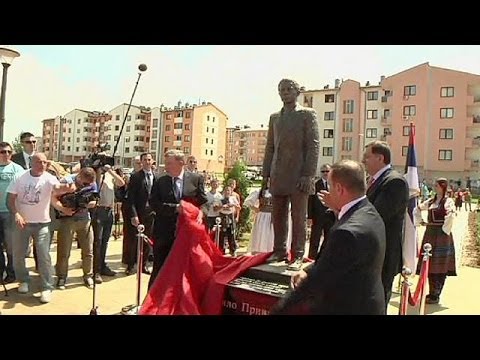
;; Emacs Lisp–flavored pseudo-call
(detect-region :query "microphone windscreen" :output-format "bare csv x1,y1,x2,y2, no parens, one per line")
138,64,147,72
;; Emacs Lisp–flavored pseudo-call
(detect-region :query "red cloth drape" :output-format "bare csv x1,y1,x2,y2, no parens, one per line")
139,201,271,315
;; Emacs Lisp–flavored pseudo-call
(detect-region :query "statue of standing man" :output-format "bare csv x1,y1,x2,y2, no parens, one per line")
262,78,320,271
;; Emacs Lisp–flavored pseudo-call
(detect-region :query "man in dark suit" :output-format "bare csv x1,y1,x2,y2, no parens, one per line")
11,132,36,170
127,152,157,275
148,149,208,289
307,164,335,259
363,140,409,310
271,160,386,315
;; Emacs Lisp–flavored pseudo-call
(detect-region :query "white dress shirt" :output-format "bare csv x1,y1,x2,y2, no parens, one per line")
338,195,367,221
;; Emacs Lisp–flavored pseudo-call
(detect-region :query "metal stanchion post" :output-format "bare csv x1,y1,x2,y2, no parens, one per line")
120,224,145,315
419,243,432,315
214,217,222,249
398,266,412,315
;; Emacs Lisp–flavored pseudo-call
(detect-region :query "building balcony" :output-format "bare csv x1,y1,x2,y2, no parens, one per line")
381,96,388,103
173,129,183,135
472,160,480,169
173,140,182,147
174,117,183,124
467,137,480,147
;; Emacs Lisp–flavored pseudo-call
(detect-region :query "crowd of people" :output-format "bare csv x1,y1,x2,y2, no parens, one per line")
0,79,472,313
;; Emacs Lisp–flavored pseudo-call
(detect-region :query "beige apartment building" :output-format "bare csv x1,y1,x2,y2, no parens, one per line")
299,62,480,183
158,101,228,174
225,125,268,171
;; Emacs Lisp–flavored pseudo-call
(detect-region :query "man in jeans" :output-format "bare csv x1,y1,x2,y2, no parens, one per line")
52,167,97,289
0,141,25,283
92,164,125,283
7,153,68,303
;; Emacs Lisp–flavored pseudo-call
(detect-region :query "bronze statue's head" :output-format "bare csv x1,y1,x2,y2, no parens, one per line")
278,79,301,94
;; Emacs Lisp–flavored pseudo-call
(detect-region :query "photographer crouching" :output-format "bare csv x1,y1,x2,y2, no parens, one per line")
91,164,125,283
51,167,99,289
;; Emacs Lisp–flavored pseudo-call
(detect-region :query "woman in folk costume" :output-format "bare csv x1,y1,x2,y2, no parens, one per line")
414,178,456,305
243,186,292,254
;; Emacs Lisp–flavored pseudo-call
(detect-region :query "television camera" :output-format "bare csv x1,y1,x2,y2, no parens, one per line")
80,143,115,169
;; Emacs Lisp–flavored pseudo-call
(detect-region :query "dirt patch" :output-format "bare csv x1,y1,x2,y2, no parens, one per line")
461,211,480,268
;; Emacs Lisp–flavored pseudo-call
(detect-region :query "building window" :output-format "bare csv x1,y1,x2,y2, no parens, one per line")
384,109,391,118
440,108,454,118
184,124,190,130
76,147,80,152
213,117,215,122
304,95,313,107
325,94,335,103
116,115,120,121
341,137,352,151
403,126,410,136
205,149,208,155
366,128,377,138
211,139,214,144
206,138,209,144
165,136,170,142
164,147,168,154
150,141,157,150
165,125,171,131
207,116,210,121
184,147,190,154
185,112,191,119
77,129,80,134
152,130,158,139
176,111,183,117
152,118,158,128
343,100,354,114
343,118,353,132
176,135,181,141
439,128,454,139
404,85,416,96
324,129,334,138
210,150,213,156
402,146,408,156
324,111,335,121
438,149,453,160
403,105,416,116
322,147,333,156
127,115,131,121
125,136,130,143
167,114,172,120
440,87,454,97
212,128,215,134
67,146,71,151
184,135,191,142
174,123,182,129
125,147,130,153
206,127,209,133
126,126,130,132
367,110,378,119
367,91,378,101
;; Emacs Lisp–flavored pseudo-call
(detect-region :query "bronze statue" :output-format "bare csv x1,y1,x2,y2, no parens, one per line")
262,78,320,270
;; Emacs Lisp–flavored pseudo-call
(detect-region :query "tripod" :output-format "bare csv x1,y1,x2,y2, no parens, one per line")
89,64,148,315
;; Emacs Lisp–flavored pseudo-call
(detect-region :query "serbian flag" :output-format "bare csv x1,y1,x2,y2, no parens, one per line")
139,201,271,315
402,122,420,272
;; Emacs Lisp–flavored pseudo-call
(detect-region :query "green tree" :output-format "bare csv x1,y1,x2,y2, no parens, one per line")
11,133,23,153
224,160,252,238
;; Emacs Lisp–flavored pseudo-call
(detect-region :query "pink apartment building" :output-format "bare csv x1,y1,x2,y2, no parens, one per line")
300,62,480,186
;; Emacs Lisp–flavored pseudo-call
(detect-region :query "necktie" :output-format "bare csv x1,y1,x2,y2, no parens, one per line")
146,173,152,195
324,180,328,192
28,156,32,169
173,177,181,201
367,176,375,189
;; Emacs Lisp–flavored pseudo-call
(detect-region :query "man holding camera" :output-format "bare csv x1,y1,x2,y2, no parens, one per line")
91,164,125,283
52,167,98,289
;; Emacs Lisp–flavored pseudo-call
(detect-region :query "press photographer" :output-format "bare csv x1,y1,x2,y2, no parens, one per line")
91,164,125,283
51,167,98,290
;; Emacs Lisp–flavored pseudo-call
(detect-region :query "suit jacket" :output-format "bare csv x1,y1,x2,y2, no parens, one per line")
150,171,208,245
272,198,386,315
262,104,320,196
127,170,158,220
308,178,331,221
11,152,28,170
366,168,409,279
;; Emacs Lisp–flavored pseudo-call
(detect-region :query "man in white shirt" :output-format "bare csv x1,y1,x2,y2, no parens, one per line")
7,153,71,304
204,178,223,230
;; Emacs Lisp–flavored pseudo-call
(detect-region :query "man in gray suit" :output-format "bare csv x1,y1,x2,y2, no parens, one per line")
262,79,320,270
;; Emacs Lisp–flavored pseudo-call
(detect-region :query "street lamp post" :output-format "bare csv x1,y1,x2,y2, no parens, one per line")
0,47,21,142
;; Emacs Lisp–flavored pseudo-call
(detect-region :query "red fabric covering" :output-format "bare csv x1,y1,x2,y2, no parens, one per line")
139,201,271,315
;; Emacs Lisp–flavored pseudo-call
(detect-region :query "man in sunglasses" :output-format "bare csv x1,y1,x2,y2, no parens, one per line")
186,156,198,173
0,142,25,284
11,132,36,170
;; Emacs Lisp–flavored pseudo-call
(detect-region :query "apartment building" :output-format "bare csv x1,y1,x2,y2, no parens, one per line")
299,62,480,181
41,117,57,160
225,125,268,170
107,104,150,167
158,101,228,174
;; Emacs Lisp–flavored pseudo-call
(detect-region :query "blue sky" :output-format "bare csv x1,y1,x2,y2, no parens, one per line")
2,45,480,143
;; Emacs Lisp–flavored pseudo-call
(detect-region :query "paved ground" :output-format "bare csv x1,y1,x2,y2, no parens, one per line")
1,207,479,315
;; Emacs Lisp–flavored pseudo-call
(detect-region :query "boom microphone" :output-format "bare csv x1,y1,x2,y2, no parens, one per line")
138,64,147,72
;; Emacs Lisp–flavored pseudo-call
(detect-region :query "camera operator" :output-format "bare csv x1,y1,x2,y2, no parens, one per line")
91,164,125,283
52,167,98,290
